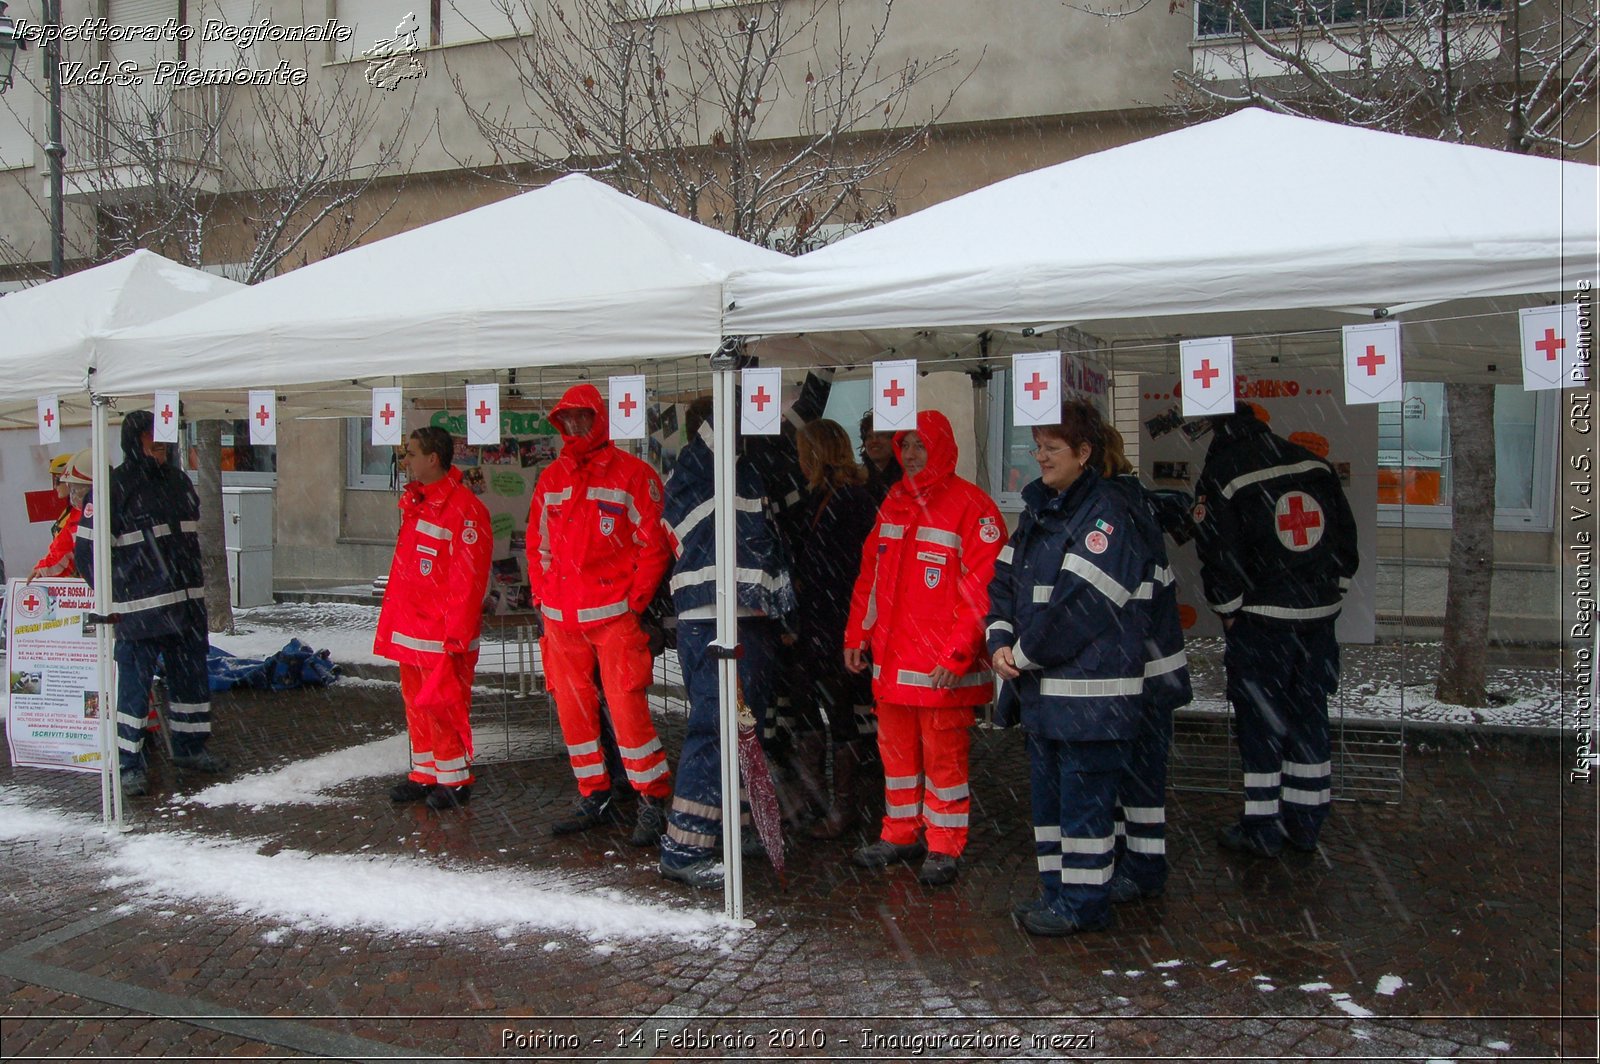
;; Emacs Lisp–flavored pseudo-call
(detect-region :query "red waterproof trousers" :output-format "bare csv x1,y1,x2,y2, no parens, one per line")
399,652,477,787
876,701,974,857
541,615,671,800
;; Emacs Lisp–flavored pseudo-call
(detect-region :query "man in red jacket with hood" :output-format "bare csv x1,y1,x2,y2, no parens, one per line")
844,410,1007,886
375,426,494,810
526,383,673,844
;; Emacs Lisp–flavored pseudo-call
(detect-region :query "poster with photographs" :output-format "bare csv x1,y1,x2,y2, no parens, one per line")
6,578,103,773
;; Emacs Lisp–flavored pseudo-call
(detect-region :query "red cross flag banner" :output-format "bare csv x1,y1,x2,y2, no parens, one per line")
609,375,647,441
1179,337,1236,419
740,367,783,436
152,391,181,443
1342,321,1403,405
248,390,278,445
36,394,60,445
1519,304,1585,392
371,387,404,447
872,358,918,433
1012,351,1062,427
465,383,500,446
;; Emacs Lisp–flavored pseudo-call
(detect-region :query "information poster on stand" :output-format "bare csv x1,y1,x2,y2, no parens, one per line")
5,577,103,773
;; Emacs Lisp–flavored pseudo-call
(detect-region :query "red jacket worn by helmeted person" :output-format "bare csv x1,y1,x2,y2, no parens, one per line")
524,384,670,629
845,410,1007,710
375,466,493,664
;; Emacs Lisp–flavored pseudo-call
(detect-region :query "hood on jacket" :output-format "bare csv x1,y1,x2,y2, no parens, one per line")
892,410,958,498
550,383,611,462
119,409,164,475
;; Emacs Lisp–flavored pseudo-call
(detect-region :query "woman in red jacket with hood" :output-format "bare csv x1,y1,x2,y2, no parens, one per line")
844,410,1007,885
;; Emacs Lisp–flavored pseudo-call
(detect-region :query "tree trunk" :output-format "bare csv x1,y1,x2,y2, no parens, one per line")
1435,382,1495,705
196,420,236,634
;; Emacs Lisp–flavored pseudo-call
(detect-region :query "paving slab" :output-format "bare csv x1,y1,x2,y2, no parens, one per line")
0,672,1593,1061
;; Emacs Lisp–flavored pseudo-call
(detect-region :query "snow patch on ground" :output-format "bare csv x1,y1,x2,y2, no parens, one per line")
1375,974,1405,996
183,734,408,808
0,787,734,946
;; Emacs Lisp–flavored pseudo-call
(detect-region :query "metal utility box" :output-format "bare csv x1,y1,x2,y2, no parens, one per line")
222,487,274,607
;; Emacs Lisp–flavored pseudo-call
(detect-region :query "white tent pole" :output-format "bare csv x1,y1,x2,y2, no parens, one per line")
90,392,121,830
709,342,745,922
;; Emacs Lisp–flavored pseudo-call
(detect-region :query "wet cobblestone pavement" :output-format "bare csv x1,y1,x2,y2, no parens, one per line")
0,674,1593,1062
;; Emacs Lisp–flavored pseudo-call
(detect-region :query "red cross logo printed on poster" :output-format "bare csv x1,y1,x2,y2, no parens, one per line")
1179,337,1236,418
1012,351,1061,427
16,587,46,619
247,390,277,445
1274,491,1325,551
741,367,783,436
1519,303,1584,391
608,375,647,440
1341,321,1402,405
153,390,181,443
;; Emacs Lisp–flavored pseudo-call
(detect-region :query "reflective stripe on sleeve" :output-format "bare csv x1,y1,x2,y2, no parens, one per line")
1242,602,1343,621
895,668,994,689
576,600,630,624
1144,650,1188,678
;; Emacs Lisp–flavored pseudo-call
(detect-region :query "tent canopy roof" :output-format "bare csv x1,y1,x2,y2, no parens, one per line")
97,175,788,397
0,250,243,401
730,109,1597,381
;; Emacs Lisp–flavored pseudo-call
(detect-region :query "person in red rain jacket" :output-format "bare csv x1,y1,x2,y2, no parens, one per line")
843,409,1007,886
374,426,493,810
525,383,674,844
31,449,92,579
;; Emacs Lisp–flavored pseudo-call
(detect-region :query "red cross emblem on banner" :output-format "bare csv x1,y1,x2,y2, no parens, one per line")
1023,373,1049,401
1274,491,1325,551
750,387,771,412
255,405,272,427
474,401,492,424
160,405,174,425
1356,345,1386,376
1193,359,1220,389
42,408,55,428
882,379,906,407
20,592,42,613
618,393,637,418
1535,328,1566,362
378,404,396,426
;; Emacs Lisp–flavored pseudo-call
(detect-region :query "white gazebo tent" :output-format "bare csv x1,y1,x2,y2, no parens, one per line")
726,108,1597,383
0,250,243,426
89,175,789,921
0,251,244,828
720,106,1595,838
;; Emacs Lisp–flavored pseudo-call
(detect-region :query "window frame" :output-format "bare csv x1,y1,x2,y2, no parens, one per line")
1376,385,1559,533
346,417,399,491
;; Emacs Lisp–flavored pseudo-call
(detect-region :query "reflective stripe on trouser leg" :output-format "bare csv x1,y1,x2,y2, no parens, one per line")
920,715,972,858
400,653,478,788
1026,731,1063,910
161,625,213,757
1115,700,1172,891
1225,618,1291,843
113,637,162,771
662,622,729,865
1030,733,1130,927
661,620,778,866
540,623,611,796
590,615,672,799
1282,620,1337,847
874,701,924,846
